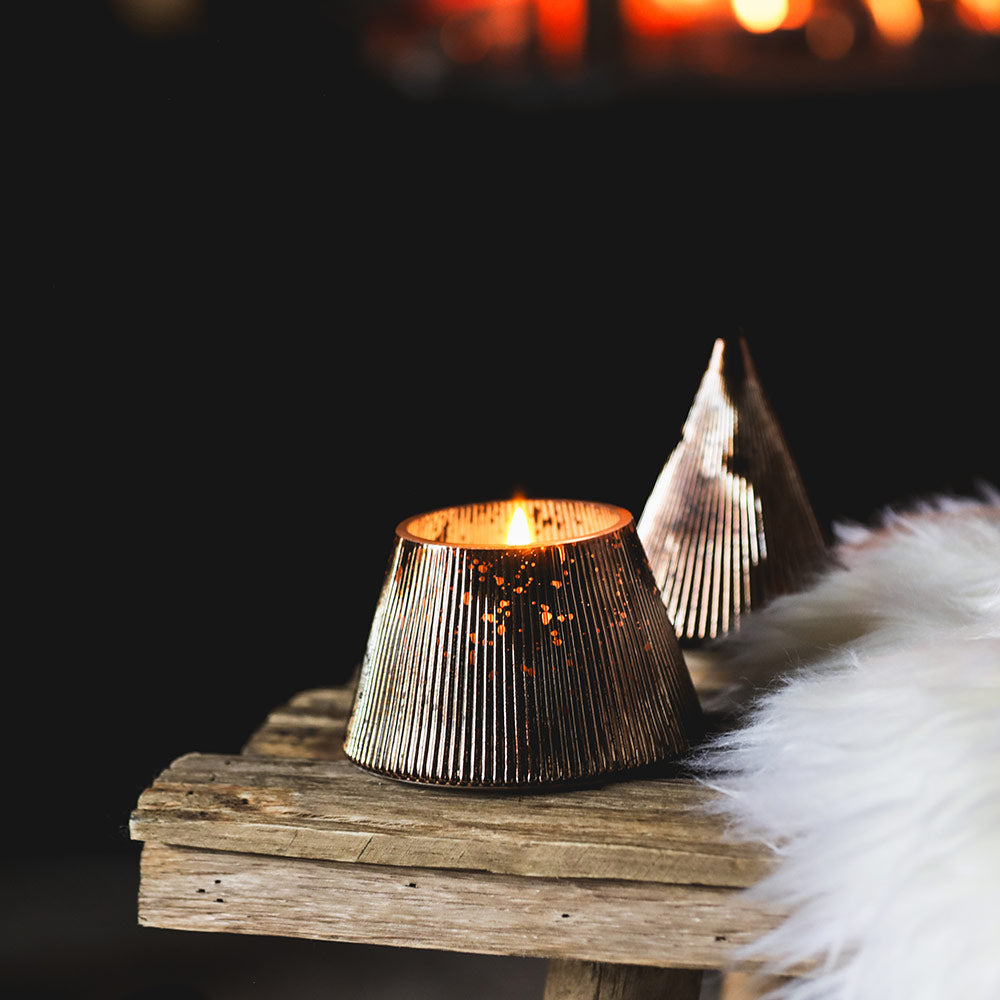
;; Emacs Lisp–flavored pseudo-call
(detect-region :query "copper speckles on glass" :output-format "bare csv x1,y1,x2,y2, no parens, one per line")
637,338,828,643
344,499,703,788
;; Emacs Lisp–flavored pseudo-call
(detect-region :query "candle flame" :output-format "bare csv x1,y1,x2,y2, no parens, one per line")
506,504,532,545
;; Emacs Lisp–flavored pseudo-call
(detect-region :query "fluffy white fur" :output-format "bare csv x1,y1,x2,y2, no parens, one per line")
692,488,1000,1000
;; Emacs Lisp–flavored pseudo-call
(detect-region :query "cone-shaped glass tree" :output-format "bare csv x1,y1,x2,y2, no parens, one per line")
637,339,828,643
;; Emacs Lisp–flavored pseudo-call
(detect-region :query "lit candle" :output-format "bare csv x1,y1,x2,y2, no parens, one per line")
345,498,702,787
505,502,532,544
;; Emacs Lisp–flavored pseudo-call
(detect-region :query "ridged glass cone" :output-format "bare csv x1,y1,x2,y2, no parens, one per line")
637,339,828,643
345,499,703,787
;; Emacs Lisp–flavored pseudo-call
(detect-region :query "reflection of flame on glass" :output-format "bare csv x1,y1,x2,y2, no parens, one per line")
506,504,532,545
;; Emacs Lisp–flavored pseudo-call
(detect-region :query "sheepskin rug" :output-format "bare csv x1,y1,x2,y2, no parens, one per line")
691,488,1000,1000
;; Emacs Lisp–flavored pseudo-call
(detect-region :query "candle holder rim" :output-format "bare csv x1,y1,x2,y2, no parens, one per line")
396,497,635,550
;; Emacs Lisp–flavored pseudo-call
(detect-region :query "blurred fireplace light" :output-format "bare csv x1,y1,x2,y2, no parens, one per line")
805,8,856,57
622,0,730,37
360,0,1000,95
537,0,588,64
862,0,924,43
957,0,1000,30
781,0,814,29
732,0,790,32
432,0,532,57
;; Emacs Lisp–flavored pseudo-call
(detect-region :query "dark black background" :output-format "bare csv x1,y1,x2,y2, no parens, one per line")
22,0,1000,859
9,4,999,993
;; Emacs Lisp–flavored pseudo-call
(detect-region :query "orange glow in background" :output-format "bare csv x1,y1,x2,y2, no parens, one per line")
621,0,730,37
732,0,789,31
413,0,997,68
430,0,532,62
805,7,856,56
537,0,588,64
956,0,1000,30
780,0,814,28
861,0,924,43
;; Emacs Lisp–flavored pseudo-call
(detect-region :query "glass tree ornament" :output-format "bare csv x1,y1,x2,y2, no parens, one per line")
637,338,828,643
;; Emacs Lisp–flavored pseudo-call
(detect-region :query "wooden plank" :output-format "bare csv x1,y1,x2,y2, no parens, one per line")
138,844,784,970
131,753,772,888
242,687,354,760
719,973,794,1000
544,960,703,1000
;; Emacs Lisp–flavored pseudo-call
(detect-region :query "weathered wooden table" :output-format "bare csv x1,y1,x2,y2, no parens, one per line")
131,663,781,999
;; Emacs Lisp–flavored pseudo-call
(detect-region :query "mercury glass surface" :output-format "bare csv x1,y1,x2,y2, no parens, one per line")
345,499,703,787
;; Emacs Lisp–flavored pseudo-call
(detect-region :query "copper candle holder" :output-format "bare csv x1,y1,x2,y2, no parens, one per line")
637,338,828,643
344,498,702,788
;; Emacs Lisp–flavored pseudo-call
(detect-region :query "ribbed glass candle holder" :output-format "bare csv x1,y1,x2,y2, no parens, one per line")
344,499,702,787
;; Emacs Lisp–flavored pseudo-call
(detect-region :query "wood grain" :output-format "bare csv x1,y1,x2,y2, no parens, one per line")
133,681,784,977
131,752,772,888
543,960,703,1000
719,972,795,1000
139,843,783,971
242,687,354,760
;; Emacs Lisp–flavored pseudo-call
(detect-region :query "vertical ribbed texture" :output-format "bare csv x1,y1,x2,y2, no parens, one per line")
345,502,702,787
637,338,828,642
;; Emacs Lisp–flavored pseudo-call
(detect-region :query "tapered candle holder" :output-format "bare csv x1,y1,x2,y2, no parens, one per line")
344,498,703,788
637,338,828,644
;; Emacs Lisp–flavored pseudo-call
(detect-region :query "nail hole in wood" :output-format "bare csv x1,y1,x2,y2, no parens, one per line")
216,898,224,903
407,883,417,888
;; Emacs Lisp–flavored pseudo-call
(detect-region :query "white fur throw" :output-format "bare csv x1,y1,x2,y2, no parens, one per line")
692,489,1000,1000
